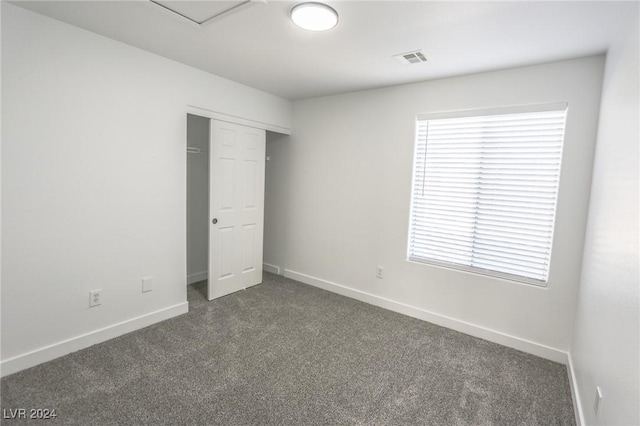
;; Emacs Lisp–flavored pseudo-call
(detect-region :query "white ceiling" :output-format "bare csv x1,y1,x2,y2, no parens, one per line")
152,1,247,23
11,1,637,100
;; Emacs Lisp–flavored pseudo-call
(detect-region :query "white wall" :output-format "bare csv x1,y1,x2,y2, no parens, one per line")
265,56,605,361
1,3,291,374
186,114,209,284
570,11,639,426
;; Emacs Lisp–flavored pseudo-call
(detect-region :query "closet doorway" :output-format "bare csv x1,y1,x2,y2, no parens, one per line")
187,114,266,301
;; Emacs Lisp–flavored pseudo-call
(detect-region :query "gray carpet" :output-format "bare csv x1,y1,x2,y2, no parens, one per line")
1,273,575,425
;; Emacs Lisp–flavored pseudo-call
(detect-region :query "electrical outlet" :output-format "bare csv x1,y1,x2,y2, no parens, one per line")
594,386,603,418
142,277,153,293
89,290,102,307
376,266,384,279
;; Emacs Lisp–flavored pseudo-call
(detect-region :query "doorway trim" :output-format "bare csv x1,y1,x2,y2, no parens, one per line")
187,105,291,135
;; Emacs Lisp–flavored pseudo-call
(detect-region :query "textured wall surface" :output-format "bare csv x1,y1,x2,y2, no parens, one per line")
265,56,605,356
1,3,291,370
570,12,639,426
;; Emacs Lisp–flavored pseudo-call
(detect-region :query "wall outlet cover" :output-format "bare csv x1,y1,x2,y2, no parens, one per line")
142,277,153,293
89,290,102,307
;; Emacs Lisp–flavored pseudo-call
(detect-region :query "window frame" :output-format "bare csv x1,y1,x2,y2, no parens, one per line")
407,102,568,287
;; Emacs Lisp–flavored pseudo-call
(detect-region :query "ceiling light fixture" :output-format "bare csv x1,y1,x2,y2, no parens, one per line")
291,2,338,31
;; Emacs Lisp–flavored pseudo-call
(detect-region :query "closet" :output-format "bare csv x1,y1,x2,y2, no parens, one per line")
186,114,210,286
186,113,267,300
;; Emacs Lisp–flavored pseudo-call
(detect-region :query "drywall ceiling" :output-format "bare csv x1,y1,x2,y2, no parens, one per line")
10,1,636,100
150,1,247,24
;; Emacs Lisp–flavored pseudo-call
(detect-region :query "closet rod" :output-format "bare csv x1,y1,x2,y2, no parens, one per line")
187,147,208,154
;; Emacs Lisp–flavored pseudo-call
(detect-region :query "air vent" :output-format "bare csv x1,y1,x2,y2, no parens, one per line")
393,50,428,65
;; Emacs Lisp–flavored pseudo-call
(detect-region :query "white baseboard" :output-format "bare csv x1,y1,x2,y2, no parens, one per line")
567,352,585,425
263,263,281,275
187,271,207,285
0,302,189,377
284,269,568,364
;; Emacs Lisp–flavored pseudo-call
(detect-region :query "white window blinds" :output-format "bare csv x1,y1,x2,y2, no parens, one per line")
408,104,568,285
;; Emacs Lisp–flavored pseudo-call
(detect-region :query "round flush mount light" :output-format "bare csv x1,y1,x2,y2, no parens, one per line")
291,2,338,31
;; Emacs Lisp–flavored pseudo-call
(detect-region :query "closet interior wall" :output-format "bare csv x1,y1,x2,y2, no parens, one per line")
187,114,210,285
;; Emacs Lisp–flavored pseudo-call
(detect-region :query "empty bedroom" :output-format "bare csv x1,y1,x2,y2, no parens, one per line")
1,1,638,425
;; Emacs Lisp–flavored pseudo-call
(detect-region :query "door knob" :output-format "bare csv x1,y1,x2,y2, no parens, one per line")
212,218,218,224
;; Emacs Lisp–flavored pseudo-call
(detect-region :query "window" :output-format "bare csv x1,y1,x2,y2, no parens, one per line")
408,103,568,285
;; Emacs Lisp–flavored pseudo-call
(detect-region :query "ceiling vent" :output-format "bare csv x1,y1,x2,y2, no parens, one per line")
393,50,428,65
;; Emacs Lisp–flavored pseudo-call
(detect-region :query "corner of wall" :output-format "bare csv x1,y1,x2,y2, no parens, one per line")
263,263,282,275
567,352,586,426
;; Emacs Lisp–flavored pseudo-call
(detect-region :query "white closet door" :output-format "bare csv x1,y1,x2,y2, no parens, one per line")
208,120,265,300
